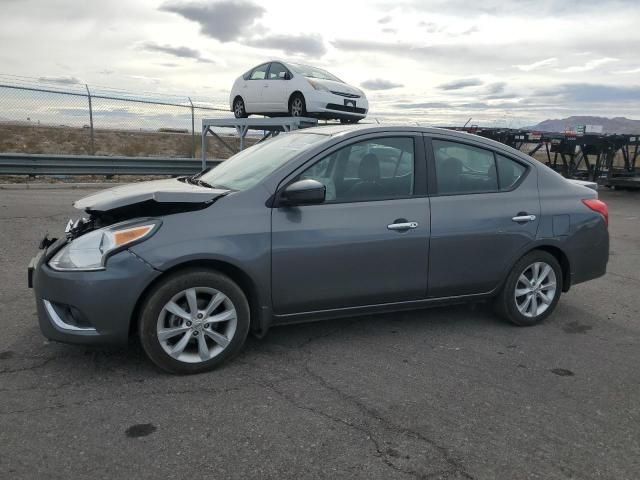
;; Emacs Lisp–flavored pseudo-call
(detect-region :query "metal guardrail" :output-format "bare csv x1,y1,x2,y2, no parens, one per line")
0,153,221,176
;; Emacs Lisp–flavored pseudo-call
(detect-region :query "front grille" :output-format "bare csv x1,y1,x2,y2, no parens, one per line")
326,103,367,114
330,91,360,98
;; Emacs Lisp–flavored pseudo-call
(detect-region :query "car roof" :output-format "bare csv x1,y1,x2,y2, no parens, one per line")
295,123,469,138
294,124,538,165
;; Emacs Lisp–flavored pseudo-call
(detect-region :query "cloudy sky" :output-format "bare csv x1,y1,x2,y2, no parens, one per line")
1,0,640,126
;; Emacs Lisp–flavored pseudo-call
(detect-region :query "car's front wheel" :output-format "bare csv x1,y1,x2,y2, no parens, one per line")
233,97,248,118
289,93,306,117
496,250,563,326
138,269,250,374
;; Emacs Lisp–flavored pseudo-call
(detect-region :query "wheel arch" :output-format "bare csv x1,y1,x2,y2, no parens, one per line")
491,242,571,295
229,93,244,112
129,258,266,339
288,91,305,107
532,244,571,292
503,243,571,294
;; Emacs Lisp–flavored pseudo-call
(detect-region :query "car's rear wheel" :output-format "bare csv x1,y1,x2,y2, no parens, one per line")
138,269,250,374
495,251,562,326
233,97,248,118
289,94,306,117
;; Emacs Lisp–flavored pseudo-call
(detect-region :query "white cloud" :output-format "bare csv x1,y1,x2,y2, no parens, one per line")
613,66,640,74
161,0,265,42
141,42,215,64
37,75,83,85
557,57,619,73
244,34,326,57
361,78,403,90
1,0,639,126
438,78,483,90
515,57,558,71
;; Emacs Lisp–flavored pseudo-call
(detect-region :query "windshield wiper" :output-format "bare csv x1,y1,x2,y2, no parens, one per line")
193,178,233,191
195,178,216,188
191,167,212,179
177,175,213,188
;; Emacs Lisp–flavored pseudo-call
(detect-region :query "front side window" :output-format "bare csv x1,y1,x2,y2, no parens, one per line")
433,140,498,194
297,137,415,203
249,64,269,80
199,133,328,191
268,63,289,80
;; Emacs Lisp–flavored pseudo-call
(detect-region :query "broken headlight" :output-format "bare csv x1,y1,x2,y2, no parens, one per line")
49,221,159,271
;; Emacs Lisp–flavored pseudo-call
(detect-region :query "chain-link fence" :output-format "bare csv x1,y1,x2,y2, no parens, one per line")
0,75,234,158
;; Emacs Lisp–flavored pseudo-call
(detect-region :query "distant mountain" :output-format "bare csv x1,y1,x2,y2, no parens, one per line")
527,116,640,134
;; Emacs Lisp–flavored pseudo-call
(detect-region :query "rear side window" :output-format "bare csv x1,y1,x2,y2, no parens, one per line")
433,140,498,194
496,154,526,190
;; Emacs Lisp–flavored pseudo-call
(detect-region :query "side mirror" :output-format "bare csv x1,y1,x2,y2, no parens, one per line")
283,72,291,80
280,179,325,206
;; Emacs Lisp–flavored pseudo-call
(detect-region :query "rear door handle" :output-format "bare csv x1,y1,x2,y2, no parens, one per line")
387,221,419,231
512,214,536,223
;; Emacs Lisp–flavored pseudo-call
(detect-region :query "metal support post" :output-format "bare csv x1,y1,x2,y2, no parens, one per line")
85,84,95,155
189,97,195,159
201,126,208,171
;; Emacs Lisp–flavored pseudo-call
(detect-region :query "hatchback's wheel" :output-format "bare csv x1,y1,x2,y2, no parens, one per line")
289,94,306,117
233,97,247,118
496,251,562,326
139,270,250,374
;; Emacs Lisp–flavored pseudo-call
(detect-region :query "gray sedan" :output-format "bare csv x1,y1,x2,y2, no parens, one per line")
29,125,609,374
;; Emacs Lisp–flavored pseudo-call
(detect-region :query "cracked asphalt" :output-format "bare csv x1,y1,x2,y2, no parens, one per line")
1,187,639,479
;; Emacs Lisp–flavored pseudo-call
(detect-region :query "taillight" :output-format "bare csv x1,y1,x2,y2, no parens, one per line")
582,199,608,226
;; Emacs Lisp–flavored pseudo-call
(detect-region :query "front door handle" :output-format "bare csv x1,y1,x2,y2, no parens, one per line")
512,214,536,223
387,221,419,231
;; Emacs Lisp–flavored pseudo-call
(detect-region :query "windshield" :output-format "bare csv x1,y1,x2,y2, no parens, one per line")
288,63,343,83
199,133,328,191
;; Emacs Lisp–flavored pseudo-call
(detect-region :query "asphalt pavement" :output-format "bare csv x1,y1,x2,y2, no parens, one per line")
0,187,638,479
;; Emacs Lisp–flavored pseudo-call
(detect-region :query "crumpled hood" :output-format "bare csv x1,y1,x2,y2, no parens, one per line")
74,178,229,212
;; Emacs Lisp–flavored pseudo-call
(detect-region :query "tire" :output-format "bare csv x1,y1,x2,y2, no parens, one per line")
138,269,250,374
495,250,563,326
289,93,306,117
233,97,247,118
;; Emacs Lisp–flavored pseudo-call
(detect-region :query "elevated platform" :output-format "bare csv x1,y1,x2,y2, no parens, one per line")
201,117,318,169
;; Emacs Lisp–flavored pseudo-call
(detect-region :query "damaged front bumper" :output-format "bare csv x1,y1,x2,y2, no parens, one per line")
29,239,161,345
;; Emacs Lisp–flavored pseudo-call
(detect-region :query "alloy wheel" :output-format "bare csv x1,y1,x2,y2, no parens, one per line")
514,261,557,318
290,97,303,116
234,99,245,118
156,287,237,363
